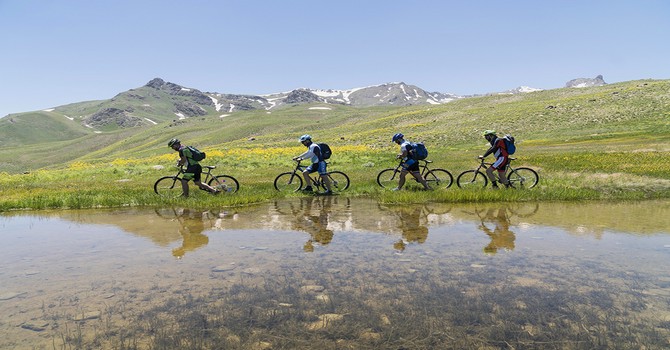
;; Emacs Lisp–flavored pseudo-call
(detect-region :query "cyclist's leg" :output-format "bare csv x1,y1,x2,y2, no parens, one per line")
318,161,331,191
491,157,509,187
399,160,425,189
191,165,217,193
303,164,317,189
181,170,195,197
485,164,497,184
410,165,430,189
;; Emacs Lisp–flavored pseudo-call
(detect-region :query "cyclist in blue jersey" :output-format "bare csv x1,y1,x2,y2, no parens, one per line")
392,133,430,191
292,134,332,195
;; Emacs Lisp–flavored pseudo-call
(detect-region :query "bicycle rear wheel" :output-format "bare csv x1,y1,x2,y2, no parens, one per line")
456,170,488,188
425,169,454,189
507,167,539,189
326,171,350,191
209,175,240,193
154,176,184,197
274,172,303,192
376,168,399,188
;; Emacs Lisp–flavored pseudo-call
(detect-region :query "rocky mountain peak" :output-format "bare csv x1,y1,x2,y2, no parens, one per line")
145,78,166,89
565,75,607,88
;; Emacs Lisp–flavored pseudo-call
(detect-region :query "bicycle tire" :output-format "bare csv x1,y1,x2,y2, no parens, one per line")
154,176,184,197
326,171,350,191
274,172,303,192
507,167,539,189
376,168,399,188
424,168,454,189
208,175,240,193
456,170,488,189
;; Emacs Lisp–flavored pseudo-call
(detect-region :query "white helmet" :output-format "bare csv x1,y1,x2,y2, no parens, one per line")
299,134,312,142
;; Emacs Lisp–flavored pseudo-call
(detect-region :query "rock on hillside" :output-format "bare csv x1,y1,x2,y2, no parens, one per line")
144,78,213,106
565,75,607,88
85,108,144,128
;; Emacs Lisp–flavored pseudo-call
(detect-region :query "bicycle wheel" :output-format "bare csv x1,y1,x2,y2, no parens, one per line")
326,171,350,191
154,176,184,197
209,175,240,193
377,168,399,188
507,167,539,189
456,170,488,188
424,168,454,189
274,172,303,192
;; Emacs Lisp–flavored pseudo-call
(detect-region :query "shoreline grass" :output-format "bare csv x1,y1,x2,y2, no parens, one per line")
1,141,668,211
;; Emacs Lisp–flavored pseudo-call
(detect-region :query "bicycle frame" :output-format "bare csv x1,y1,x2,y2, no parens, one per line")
154,164,240,196
291,160,328,190
390,159,433,180
457,157,538,189
274,160,350,192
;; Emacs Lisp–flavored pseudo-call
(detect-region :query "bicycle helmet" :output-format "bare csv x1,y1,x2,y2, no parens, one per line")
168,138,180,147
482,130,496,136
299,134,312,142
392,133,404,142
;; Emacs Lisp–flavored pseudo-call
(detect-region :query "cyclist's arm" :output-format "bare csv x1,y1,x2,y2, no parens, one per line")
177,149,187,167
481,144,498,158
293,149,314,161
397,144,409,159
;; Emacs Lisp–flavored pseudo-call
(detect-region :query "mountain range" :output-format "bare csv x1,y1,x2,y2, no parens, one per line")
2,76,607,131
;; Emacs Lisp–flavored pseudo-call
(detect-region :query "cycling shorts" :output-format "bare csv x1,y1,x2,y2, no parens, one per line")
183,164,203,181
402,159,420,172
492,156,509,171
305,161,328,175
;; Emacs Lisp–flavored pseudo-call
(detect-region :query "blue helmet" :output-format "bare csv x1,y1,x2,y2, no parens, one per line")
392,133,404,142
299,134,312,142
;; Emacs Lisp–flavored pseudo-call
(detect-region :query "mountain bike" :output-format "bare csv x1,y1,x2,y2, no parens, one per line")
274,160,350,193
154,165,240,197
377,159,454,189
456,157,538,189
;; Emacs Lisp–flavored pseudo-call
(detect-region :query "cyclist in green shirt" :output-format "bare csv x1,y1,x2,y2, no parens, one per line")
168,138,219,197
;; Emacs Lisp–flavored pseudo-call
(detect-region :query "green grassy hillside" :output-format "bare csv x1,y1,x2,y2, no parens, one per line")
0,79,668,211
2,79,667,173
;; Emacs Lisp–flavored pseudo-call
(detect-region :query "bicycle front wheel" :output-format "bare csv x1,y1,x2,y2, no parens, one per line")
377,168,399,188
209,175,240,193
327,171,350,191
274,172,303,192
456,170,488,189
507,167,539,189
154,176,184,197
425,169,454,189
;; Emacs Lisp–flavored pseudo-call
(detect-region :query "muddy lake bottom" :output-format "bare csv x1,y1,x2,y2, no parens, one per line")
1,198,670,349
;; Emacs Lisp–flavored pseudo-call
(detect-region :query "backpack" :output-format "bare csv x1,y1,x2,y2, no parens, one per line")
186,146,206,161
318,143,332,160
410,142,428,160
502,135,516,155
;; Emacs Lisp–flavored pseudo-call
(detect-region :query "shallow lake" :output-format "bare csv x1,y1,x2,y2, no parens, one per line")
1,198,669,349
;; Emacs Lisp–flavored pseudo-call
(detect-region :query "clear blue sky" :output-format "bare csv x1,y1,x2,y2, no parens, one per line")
1,0,669,118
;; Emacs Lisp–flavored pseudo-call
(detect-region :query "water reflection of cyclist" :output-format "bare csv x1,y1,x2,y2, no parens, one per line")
298,196,334,252
393,207,429,251
172,208,210,258
478,207,515,254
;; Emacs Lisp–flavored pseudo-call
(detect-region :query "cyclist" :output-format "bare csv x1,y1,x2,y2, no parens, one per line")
292,134,332,195
478,130,510,188
392,133,430,191
167,138,220,197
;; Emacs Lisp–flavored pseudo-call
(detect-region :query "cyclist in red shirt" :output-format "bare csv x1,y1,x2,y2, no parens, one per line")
479,130,510,188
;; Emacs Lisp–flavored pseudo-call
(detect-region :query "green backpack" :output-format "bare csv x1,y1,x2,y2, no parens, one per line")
186,146,206,161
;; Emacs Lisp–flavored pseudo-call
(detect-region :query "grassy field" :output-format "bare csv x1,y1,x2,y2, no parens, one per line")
1,79,669,210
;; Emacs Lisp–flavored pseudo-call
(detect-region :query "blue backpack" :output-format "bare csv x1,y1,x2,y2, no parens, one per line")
410,142,428,160
503,135,516,155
